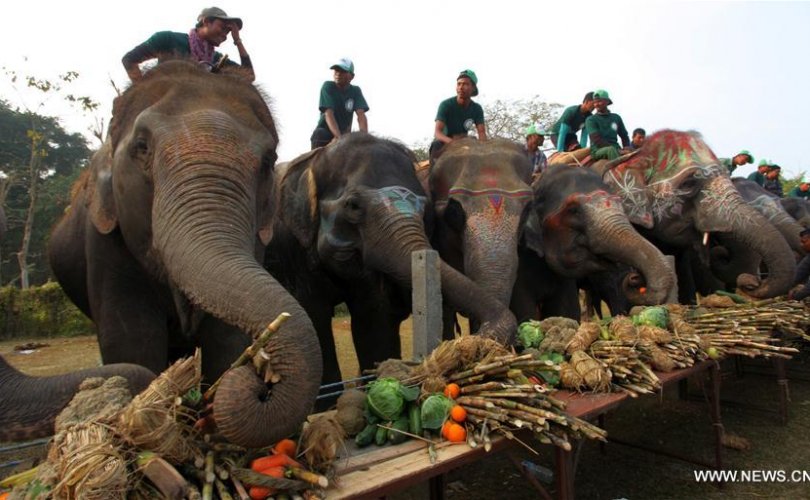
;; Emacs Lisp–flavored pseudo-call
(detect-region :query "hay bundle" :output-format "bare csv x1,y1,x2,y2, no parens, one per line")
567,351,611,391
665,303,687,317
669,314,696,336
538,317,579,353
566,322,602,354
49,423,129,499
609,316,637,340
637,325,673,344
559,361,585,390
375,359,413,381
118,353,202,463
408,335,510,383
335,389,366,436
301,414,346,472
646,344,677,372
701,294,737,308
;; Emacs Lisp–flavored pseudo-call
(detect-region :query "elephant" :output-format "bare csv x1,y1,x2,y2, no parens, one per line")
511,164,675,322
43,61,321,448
0,354,154,441
732,178,804,255
266,133,516,388
427,138,534,336
598,130,796,298
780,197,810,228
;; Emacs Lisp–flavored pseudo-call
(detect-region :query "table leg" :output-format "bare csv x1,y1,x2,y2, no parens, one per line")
707,362,725,479
428,474,445,500
774,358,789,425
554,446,575,500
598,414,607,455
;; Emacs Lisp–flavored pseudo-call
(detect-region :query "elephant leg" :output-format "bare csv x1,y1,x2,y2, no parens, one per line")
676,251,699,305
441,300,458,341
195,315,252,383
346,286,404,372
542,278,581,321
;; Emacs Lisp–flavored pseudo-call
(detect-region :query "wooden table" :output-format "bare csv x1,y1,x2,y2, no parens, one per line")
328,360,723,500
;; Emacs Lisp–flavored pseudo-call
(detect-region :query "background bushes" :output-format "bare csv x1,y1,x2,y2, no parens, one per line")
0,282,92,339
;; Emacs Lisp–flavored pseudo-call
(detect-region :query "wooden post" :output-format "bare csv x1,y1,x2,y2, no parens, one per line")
412,249,442,359
664,255,679,304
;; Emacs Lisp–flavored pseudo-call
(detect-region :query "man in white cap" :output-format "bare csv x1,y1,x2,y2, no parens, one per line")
122,7,254,82
310,58,369,149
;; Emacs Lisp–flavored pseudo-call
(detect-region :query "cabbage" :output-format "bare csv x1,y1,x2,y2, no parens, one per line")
632,306,669,329
366,377,410,421
518,320,544,349
537,352,564,387
420,394,455,430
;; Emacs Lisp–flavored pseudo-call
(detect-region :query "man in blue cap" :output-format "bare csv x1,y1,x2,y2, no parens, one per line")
429,69,487,160
585,89,630,160
310,58,369,149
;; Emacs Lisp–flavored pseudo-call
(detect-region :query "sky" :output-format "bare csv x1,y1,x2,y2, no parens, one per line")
2,1,809,179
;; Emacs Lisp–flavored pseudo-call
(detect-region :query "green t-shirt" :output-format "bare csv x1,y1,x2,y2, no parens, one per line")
747,171,766,186
549,104,590,135
788,186,810,199
435,97,485,136
316,82,369,133
121,31,231,67
719,158,736,175
585,112,629,151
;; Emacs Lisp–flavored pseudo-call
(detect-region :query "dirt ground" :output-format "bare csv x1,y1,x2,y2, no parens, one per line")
3,326,810,499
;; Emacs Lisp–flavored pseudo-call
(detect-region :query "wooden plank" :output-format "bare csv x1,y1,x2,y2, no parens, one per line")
412,249,442,359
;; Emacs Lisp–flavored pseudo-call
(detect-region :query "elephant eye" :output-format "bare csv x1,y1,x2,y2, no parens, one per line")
260,151,277,175
130,136,150,162
343,195,365,223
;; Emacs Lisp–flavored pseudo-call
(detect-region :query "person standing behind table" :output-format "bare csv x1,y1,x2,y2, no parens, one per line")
429,70,487,161
788,180,810,200
585,89,630,161
629,128,646,151
310,58,369,149
763,164,784,198
122,7,254,82
719,150,754,175
548,92,595,152
747,160,770,186
524,124,548,178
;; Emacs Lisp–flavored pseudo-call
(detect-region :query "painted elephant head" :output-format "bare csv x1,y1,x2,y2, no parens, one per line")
53,61,321,448
601,130,795,298
732,178,805,255
429,138,533,308
529,165,675,305
277,133,516,345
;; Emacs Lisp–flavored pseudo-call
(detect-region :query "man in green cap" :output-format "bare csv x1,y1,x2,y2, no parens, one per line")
747,160,771,186
524,124,548,177
585,89,630,161
122,7,254,82
549,92,595,152
429,70,487,160
719,150,754,175
788,180,810,200
310,58,369,149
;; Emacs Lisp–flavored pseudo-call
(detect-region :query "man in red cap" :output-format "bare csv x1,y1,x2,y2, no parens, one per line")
122,7,254,82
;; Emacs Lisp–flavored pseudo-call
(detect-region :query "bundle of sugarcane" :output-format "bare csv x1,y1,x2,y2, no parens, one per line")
586,340,661,396
443,351,607,451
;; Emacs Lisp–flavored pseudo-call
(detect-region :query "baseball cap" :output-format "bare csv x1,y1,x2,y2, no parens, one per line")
736,150,754,164
593,89,613,105
330,58,355,74
457,69,479,96
198,7,243,29
525,124,546,137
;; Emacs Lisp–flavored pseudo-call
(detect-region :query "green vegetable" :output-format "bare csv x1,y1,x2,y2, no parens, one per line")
420,394,455,430
375,423,389,446
389,415,411,445
536,352,564,387
632,306,669,328
517,320,545,349
355,423,377,447
408,402,422,436
366,377,414,421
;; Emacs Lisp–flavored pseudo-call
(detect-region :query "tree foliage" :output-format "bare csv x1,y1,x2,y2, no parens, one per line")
479,96,563,142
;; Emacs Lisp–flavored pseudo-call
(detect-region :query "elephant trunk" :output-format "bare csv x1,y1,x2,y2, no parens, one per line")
153,164,322,448
697,177,796,298
584,203,675,305
361,204,516,344
461,213,521,307
0,355,154,442
771,214,805,256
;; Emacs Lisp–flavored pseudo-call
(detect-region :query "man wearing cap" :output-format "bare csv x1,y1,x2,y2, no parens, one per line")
763,164,784,198
788,180,810,200
747,160,770,186
719,150,754,175
310,58,369,149
122,7,254,82
548,92,595,153
585,90,630,161
429,70,487,160
524,124,548,178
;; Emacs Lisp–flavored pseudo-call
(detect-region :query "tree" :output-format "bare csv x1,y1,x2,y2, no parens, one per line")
782,171,807,197
479,96,563,142
0,66,96,288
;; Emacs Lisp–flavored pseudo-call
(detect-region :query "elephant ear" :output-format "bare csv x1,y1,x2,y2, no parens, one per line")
522,208,544,258
85,141,118,234
279,149,324,247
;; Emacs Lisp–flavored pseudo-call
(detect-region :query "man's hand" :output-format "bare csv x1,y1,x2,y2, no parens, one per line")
229,22,242,44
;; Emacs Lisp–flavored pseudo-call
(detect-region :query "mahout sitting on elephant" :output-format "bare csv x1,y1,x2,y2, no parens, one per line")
45,61,321,448
512,164,675,322
266,133,516,388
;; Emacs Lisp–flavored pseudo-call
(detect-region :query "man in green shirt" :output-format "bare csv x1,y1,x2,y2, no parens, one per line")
310,58,369,149
429,70,487,160
585,89,630,161
549,92,595,152
747,160,770,186
122,7,254,82
788,181,810,200
719,150,754,175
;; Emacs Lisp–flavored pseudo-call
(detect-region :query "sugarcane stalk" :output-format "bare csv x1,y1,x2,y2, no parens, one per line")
215,478,234,500
289,468,329,488
230,468,309,491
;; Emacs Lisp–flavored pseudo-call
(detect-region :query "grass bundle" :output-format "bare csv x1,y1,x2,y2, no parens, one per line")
300,414,346,472
407,335,511,385
537,317,579,353
566,322,602,354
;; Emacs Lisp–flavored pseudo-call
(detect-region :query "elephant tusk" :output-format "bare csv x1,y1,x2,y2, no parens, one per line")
703,232,710,246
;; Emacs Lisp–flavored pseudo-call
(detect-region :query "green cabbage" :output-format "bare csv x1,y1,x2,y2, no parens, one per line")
632,306,669,329
366,377,408,421
420,394,455,430
518,320,545,349
537,352,564,387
